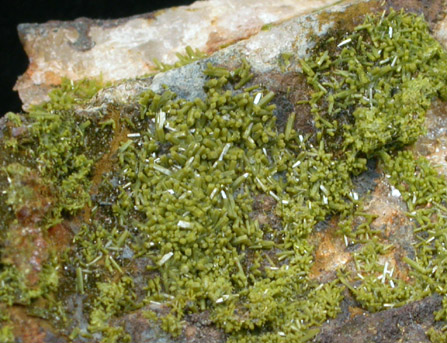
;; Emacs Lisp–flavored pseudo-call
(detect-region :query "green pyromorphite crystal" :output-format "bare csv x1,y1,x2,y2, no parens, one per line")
1,7,447,343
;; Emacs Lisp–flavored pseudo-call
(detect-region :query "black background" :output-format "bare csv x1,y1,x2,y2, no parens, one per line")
0,0,195,115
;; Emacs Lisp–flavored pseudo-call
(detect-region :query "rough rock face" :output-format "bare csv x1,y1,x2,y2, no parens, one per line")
14,0,346,110
3,0,447,343
317,295,443,343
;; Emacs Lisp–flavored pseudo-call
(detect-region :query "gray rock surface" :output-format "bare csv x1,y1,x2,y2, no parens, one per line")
14,0,347,109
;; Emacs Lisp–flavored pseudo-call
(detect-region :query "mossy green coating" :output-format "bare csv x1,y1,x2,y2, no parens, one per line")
0,77,108,338
2,78,108,228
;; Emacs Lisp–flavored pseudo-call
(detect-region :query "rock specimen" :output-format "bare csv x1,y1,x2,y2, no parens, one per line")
2,1,447,343
14,0,346,110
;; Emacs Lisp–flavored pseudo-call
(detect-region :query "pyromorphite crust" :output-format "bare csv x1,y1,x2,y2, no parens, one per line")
1,8,447,343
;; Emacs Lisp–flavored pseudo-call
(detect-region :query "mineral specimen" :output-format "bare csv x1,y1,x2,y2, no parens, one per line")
2,1,447,343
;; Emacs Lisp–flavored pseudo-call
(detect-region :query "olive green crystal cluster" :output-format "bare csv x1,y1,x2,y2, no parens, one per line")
152,46,208,72
300,10,447,340
2,7,447,343
300,7,447,316
112,61,347,341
